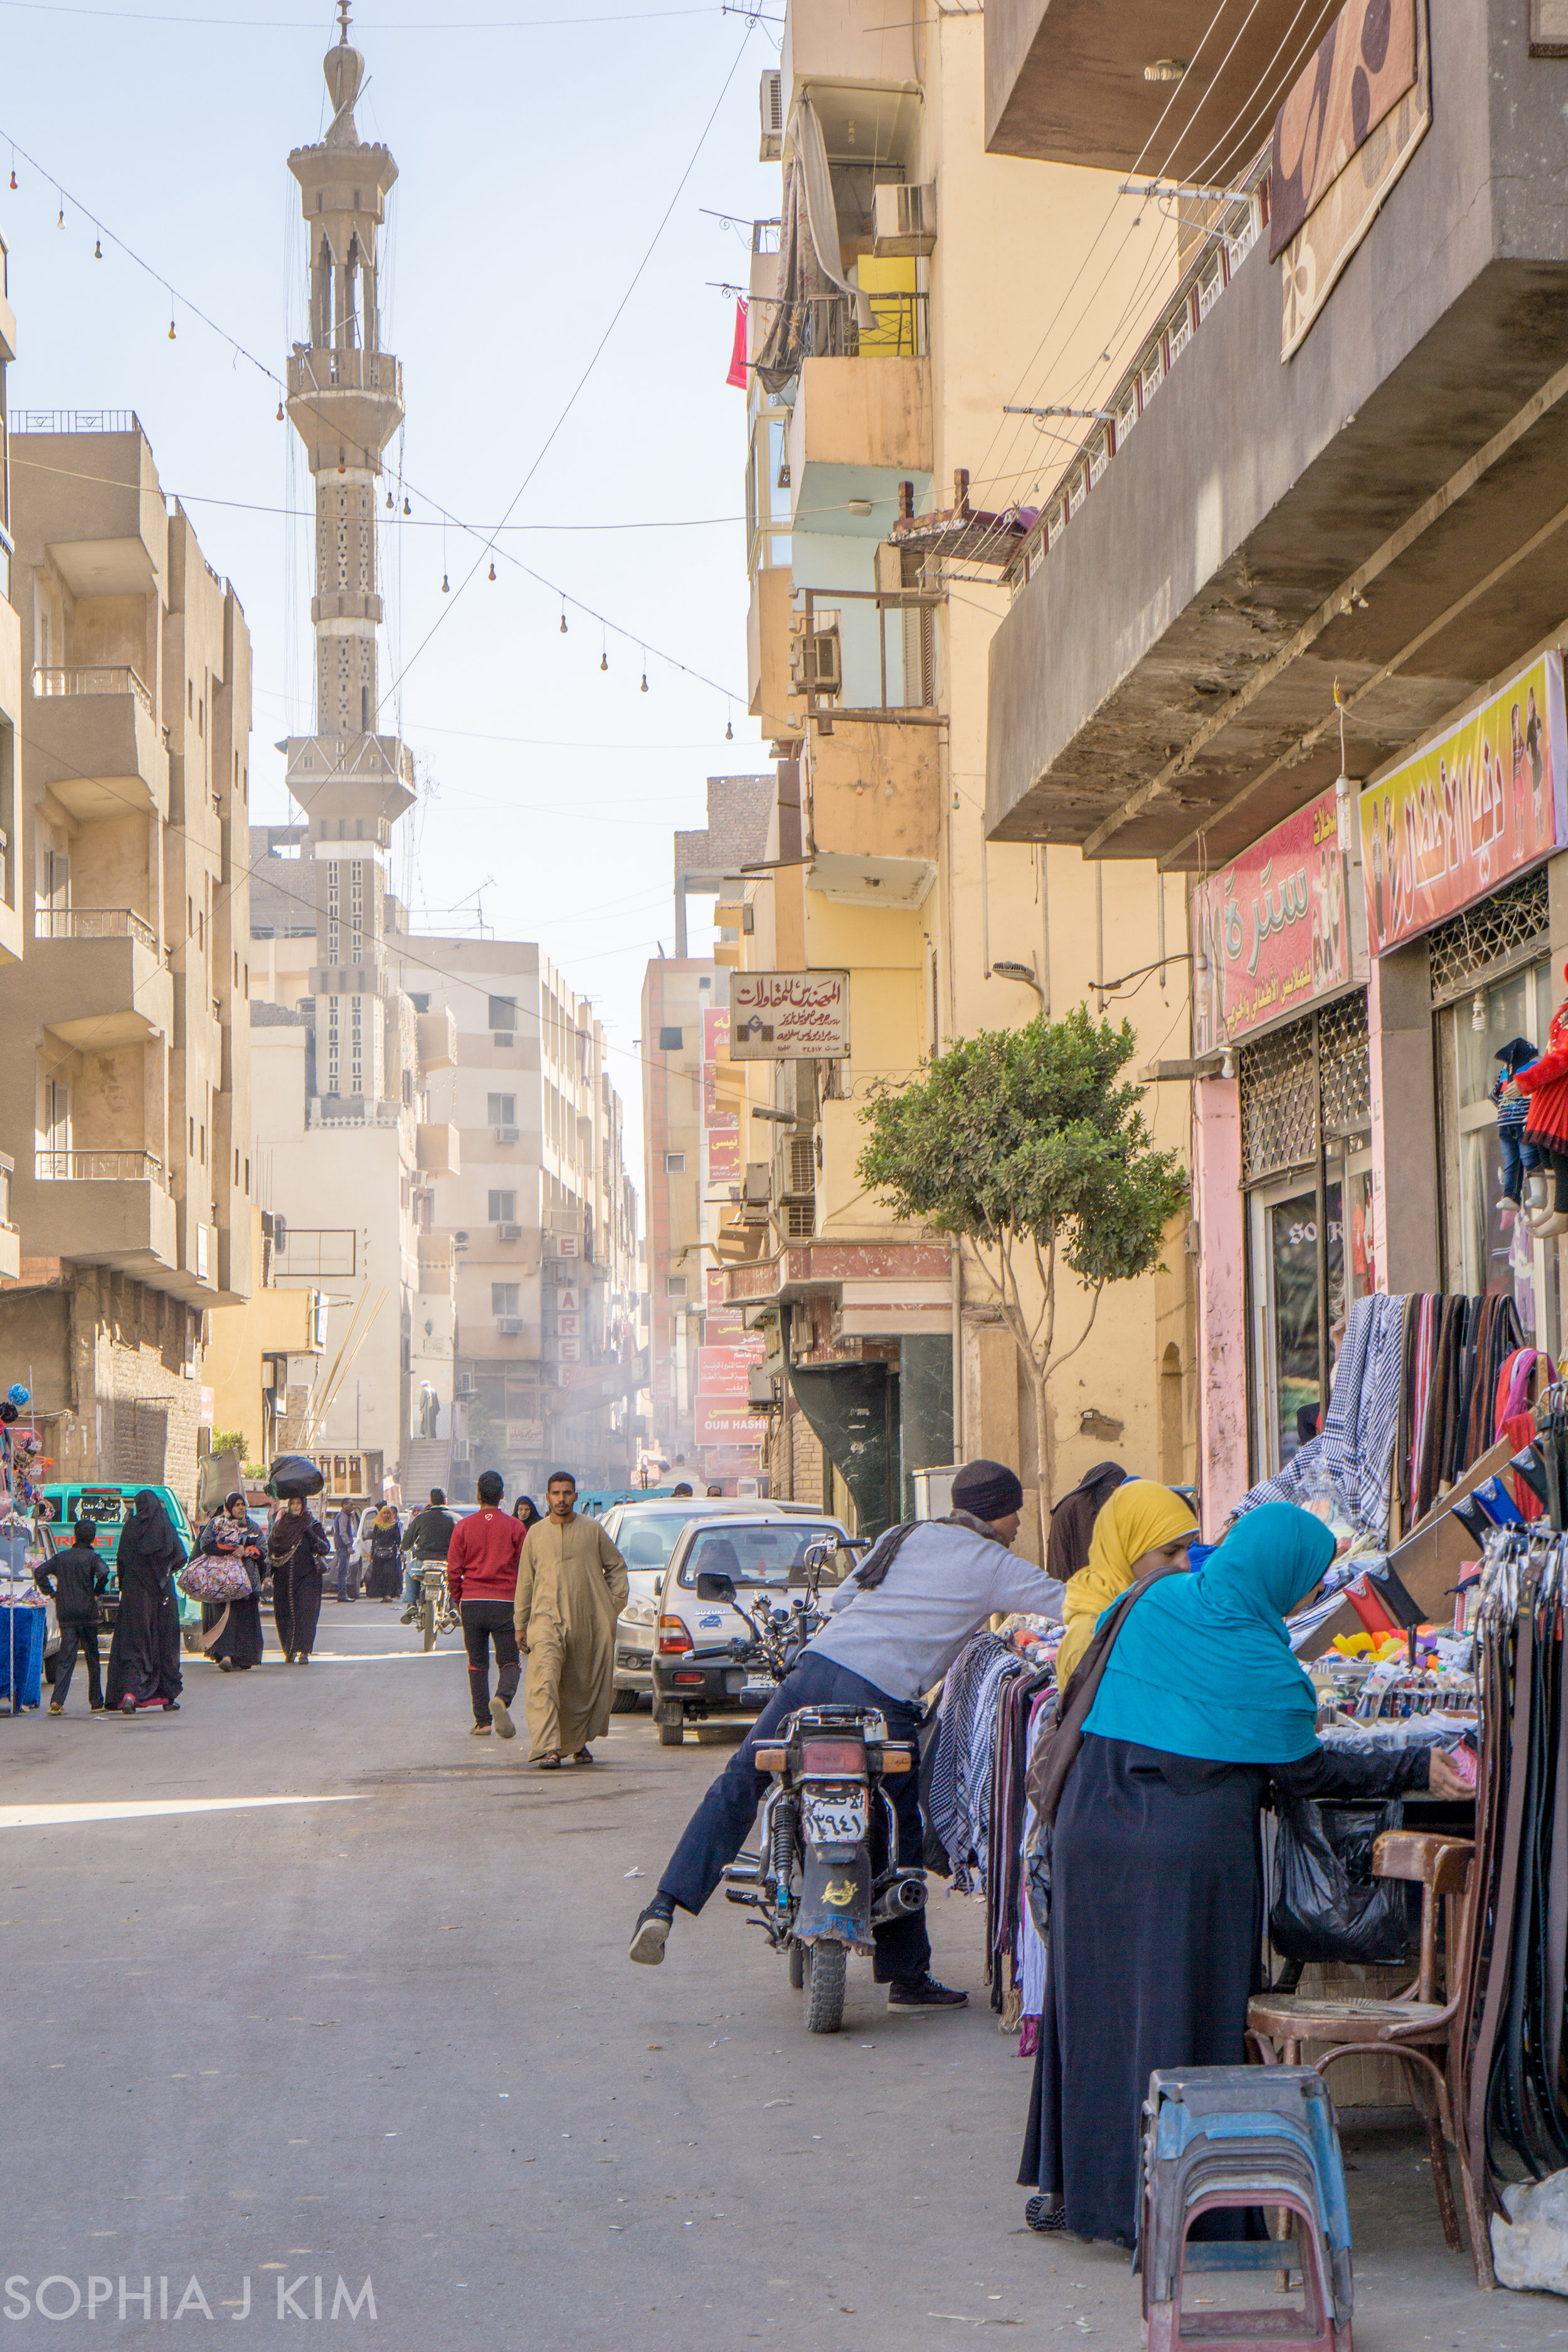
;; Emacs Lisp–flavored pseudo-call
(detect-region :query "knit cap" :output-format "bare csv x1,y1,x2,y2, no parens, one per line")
951,1458,1024,1520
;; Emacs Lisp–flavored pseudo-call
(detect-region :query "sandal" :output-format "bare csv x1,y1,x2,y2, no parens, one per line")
538,1751,562,1770
572,1747,594,1766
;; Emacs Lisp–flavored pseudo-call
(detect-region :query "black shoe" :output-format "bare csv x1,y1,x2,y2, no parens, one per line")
886,1974,968,2011
629,1894,675,1966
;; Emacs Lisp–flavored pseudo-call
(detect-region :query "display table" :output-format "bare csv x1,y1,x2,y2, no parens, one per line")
0,1606,45,1708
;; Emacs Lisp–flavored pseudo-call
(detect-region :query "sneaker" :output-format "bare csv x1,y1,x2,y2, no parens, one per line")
629,1895,675,1966
491,1695,516,1740
886,1975,968,2011
470,1722,492,1738
399,1607,418,1625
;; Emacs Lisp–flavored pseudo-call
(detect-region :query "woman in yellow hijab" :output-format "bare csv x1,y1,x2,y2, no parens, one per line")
1054,1479,1199,1688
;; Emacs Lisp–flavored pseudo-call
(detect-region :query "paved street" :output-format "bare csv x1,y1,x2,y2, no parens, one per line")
0,1613,1563,2349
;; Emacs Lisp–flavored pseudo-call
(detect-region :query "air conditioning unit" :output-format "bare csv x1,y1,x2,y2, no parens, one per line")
495,1315,524,1337
743,1162,772,1207
495,1222,522,1242
789,626,842,699
494,1126,519,1145
784,1136,815,1197
872,180,937,257
759,68,783,161
748,1365,780,1407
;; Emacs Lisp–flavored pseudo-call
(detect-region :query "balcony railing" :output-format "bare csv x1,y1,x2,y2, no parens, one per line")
35,1148,166,1185
31,664,154,717
9,409,138,436
785,290,928,361
33,907,156,950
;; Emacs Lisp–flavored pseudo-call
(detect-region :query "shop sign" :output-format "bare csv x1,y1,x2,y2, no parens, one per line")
1191,789,1355,1052
707,1129,741,1182
729,971,849,1061
1359,650,1568,954
697,1340,765,1401
694,1401,761,1446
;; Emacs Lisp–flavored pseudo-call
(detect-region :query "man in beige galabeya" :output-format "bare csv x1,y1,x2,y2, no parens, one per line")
514,1470,628,1769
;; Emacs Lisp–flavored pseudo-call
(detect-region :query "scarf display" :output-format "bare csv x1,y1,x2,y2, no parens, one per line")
1084,1504,1333,1766
926,1632,1018,1894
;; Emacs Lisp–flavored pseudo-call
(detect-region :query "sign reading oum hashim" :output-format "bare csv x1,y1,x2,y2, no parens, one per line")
728,970,850,1061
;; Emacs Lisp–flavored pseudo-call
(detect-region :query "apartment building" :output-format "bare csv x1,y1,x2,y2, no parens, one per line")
0,411,253,1490
0,231,24,1290
393,934,644,1502
724,0,1197,1545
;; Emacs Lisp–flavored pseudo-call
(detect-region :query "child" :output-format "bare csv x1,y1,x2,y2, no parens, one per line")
1495,1036,1540,1205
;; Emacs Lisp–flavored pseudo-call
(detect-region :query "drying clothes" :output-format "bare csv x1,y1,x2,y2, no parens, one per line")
927,1633,1015,1894
1238,1291,1405,1542
987,1665,1054,2012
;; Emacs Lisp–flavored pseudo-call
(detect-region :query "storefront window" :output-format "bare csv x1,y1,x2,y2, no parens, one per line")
1249,1179,1343,1471
1446,957,1559,1344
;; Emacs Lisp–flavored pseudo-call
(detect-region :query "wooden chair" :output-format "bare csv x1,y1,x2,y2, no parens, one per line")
1247,1830,1490,2287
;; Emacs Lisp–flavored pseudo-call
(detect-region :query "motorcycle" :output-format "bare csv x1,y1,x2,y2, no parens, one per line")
411,1558,458,1651
710,1541,926,2034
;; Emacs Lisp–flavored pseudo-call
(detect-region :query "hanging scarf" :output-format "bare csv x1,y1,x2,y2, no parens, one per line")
1084,1502,1333,1766
270,1507,313,1558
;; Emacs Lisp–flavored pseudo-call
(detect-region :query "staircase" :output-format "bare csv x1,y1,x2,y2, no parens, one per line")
403,1438,452,1502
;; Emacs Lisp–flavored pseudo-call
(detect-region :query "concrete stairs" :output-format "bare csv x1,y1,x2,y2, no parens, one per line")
403,1438,452,1502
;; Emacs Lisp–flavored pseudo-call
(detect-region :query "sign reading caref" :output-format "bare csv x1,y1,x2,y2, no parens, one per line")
1359,651,1568,953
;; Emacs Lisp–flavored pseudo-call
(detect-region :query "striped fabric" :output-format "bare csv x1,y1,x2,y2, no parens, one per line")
1237,1291,1406,1544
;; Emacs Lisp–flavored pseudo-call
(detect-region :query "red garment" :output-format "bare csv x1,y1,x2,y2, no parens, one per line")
726,299,748,389
1515,995,1568,1150
446,1508,524,1604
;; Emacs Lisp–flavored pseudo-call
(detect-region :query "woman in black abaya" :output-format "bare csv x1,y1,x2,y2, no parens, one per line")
104,1490,185,1715
197,1492,266,1671
269,1496,332,1663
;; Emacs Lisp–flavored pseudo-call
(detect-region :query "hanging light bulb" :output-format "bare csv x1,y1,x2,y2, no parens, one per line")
442,572,450,593
641,670,649,694
386,489,393,510
559,612,568,634
600,650,608,673
337,453,346,476
276,400,285,422
403,495,411,516
56,195,64,230
489,562,497,583
726,718,733,741
167,314,176,341
8,167,16,193
93,238,102,260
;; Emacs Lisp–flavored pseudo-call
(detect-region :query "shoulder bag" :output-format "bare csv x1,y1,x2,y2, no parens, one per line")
1027,1562,1188,1827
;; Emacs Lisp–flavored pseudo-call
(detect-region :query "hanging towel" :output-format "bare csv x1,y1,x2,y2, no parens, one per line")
726,299,748,389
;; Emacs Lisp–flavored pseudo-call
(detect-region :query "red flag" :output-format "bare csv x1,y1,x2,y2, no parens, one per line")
726,299,748,389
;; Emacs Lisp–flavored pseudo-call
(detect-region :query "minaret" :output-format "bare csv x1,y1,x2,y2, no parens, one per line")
283,0,413,1109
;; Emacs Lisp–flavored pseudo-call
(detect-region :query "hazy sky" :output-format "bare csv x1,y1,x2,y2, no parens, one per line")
2,0,780,1170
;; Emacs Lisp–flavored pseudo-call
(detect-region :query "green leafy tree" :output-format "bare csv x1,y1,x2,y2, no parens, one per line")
857,1006,1188,1549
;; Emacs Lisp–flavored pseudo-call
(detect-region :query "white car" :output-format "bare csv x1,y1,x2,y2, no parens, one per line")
649,1510,852,1747
607,1497,830,1711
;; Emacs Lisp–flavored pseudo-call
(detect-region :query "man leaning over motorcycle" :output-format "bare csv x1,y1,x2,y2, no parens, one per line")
628,1458,1064,2011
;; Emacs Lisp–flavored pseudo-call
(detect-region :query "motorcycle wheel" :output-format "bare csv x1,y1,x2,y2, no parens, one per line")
788,1941,805,1991
421,1596,437,1652
803,1941,847,2035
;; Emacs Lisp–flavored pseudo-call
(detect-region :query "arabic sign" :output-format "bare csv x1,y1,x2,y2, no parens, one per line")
707,1129,741,1182
694,1401,763,1446
697,1340,766,1401
729,971,850,1061
1359,651,1568,954
1192,790,1355,1053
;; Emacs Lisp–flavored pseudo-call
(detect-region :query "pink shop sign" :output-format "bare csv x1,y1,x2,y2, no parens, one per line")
1192,790,1362,1054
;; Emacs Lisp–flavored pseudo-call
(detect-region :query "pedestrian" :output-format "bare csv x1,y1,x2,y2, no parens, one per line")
401,1487,457,1623
103,1490,186,1715
628,1458,1064,2011
514,1471,628,1769
1054,1478,1198,1688
670,1481,693,1498
706,1484,724,1498
1044,1459,1126,1584
361,1502,404,1601
196,1493,267,1672
447,1470,526,1739
513,1494,540,1532
268,1495,331,1663
35,1515,109,1714
331,1499,360,1604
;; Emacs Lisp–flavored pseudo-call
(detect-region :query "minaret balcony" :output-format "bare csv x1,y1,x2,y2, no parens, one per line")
287,349,404,473
288,347,401,400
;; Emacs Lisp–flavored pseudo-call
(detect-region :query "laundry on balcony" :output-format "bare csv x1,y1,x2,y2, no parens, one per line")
755,95,874,396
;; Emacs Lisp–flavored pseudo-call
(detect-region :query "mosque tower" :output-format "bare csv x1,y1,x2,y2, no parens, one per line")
283,0,414,1109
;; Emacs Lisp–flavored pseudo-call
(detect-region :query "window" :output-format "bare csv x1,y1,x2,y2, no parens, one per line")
665,1275,688,1298
488,995,517,1032
680,1523,847,1591
664,1152,686,1173
489,1190,517,1222
488,1093,516,1126
659,1026,684,1051
491,1283,520,1316
410,993,430,1014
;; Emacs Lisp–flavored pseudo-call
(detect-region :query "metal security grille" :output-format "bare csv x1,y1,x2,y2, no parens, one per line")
1238,990,1370,1184
1428,867,1550,1002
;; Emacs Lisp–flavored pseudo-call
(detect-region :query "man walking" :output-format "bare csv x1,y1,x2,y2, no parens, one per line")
401,1487,456,1625
515,1471,628,1769
446,1471,525,1740
331,1500,359,1604
35,1516,110,1714
628,1459,1065,2010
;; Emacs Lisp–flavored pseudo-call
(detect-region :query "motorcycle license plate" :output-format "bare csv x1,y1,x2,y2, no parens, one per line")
804,1791,867,1845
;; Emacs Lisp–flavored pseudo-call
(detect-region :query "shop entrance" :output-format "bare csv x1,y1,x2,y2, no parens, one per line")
1239,994,1372,1482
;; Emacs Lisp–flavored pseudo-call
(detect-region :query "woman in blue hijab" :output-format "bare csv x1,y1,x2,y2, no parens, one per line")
1019,1503,1466,2247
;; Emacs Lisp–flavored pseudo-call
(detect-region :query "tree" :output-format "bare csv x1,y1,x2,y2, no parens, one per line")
856,1005,1189,1551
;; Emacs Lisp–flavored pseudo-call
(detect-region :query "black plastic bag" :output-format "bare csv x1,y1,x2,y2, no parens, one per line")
1269,1798,1414,1966
266,1454,325,1500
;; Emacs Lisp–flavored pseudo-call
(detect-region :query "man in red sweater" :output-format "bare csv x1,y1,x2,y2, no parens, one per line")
446,1470,526,1739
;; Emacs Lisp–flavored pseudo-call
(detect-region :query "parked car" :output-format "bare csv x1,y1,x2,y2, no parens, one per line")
38,1482,202,1643
607,1496,832,1710
649,1511,852,1747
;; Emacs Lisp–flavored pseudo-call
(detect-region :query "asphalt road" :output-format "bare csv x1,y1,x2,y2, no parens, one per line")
1,1604,1564,2348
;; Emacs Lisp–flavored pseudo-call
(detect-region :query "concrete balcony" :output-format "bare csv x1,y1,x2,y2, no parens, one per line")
0,1155,16,1285
24,1151,179,1283
416,1006,458,1072
26,666,167,820
781,0,921,164
985,0,1568,869
808,719,940,908
416,1121,461,1180
748,565,801,740
30,913,171,1049
285,346,404,476
985,0,1319,176
788,353,932,543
